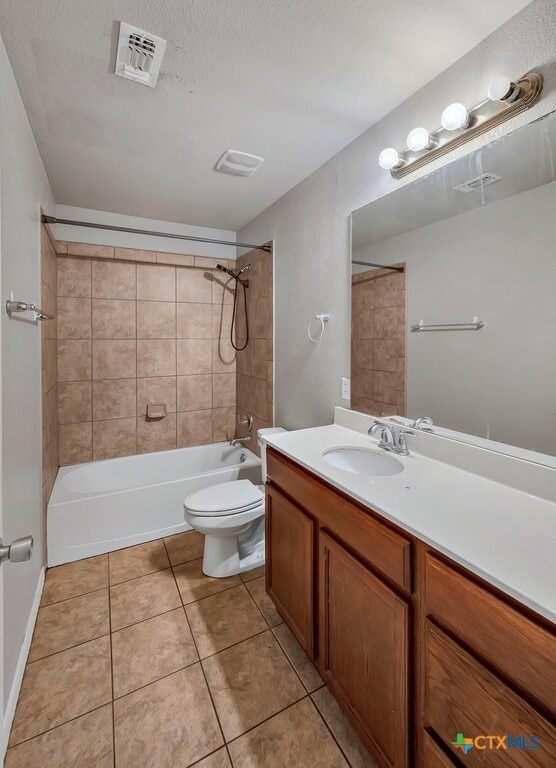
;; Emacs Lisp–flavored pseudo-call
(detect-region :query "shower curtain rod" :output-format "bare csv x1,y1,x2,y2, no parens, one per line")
42,215,272,253
351,259,404,273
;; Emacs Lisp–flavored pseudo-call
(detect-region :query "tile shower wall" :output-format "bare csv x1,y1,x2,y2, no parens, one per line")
351,267,406,418
235,247,274,456
41,223,58,527
56,243,238,465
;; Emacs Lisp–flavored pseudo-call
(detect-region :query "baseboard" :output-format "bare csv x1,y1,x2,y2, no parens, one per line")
1,566,45,760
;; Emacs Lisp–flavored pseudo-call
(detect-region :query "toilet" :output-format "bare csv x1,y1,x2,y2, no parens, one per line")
183,427,286,578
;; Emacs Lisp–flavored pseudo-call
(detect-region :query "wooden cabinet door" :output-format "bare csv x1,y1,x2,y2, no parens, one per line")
319,531,409,768
265,485,315,657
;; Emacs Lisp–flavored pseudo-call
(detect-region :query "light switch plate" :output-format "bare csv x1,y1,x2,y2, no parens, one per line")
341,377,350,400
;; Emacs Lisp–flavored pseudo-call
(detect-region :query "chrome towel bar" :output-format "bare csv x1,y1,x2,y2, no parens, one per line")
411,317,484,332
5,300,54,322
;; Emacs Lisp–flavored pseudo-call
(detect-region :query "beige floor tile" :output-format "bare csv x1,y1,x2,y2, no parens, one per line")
203,631,305,741
164,530,205,566
240,565,265,583
9,636,112,746
41,555,108,606
174,558,241,604
312,687,378,768
186,585,267,659
272,623,324,692
109,540,170,585
5,705,113,768
29,589,109,662
191,748,232,768
112,608,198,697
110,569,181,631
245,577,283,628
114,665,223,768
228,697,348,768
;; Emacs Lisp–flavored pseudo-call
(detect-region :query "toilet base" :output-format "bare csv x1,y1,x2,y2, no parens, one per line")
202,517,265,578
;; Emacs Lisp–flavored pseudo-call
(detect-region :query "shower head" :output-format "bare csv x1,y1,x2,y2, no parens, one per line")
216,263,250,287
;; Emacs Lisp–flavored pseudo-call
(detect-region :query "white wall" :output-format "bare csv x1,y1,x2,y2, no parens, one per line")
355,182,556,455
53,205,237,260
0,32,54,712
238,0,556,430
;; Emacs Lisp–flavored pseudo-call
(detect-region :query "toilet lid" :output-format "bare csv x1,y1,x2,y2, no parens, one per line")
184,479,264,517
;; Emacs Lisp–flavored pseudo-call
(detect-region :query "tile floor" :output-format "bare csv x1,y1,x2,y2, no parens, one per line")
6,532,377,768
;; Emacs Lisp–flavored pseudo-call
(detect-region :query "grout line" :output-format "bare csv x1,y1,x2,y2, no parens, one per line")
225,694,311,748
107,550,117,767
7,702,113,752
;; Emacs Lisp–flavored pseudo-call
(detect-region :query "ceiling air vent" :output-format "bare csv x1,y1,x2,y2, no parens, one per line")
215,151,264,177
114,22,167,88
453,173,502,193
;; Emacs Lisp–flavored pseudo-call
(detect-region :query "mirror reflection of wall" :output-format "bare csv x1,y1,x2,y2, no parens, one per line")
351,111,556,457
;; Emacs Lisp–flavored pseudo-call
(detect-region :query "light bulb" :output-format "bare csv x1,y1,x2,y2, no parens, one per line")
378,148,403,170
406,127,435,152
441,103,470,131
488,76,520,103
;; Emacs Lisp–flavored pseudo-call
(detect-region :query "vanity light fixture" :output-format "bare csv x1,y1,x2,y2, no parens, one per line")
378,71,542,179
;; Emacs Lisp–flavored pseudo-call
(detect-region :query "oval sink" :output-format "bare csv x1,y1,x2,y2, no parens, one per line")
322,447,404,476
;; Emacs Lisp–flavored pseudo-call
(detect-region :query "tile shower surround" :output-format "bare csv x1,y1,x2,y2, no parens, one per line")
6,534,376,768
55,242,273,465
351,266,406,418
41,224,58,538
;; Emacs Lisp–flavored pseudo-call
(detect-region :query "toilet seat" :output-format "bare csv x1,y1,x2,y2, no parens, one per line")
184,479,264,518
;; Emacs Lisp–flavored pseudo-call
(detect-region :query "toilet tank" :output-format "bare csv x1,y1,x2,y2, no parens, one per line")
257,427,287,481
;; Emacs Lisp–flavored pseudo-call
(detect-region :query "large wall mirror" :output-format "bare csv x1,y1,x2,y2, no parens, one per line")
351,110,556,458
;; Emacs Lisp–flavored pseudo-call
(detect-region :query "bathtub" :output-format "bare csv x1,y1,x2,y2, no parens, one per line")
47,443,262,566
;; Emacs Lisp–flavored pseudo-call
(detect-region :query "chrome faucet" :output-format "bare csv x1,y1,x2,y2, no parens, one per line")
410,416,434,431
230,437,251,447
368,419,414,456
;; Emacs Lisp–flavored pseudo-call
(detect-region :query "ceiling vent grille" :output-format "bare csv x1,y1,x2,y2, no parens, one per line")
114,22,166,88
453,173,502,193
215,150,264,177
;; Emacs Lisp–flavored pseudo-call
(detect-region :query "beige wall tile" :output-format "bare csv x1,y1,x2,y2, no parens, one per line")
211,273,234,306
177,303,211,338
375,276,398,308
115,247,156,263
351,368,374,401
373,339,397,372
58,340,91,382
59,422,92,465
236,374,252,413
251,338,267,380
212,304,234,340
177,339,212,375
156,252,195,267
194,256,220,269
55,240,68,254
92,260,136,300
177,268,212,304
251,377,267,421
250,299,268,338
57,256,91,298
137,377,177,416
212,338,236,374
212,373,236,408
236,343,251,376
137,301,176,339
374,307,398,340
93,418,136,460
177,410,213,447
267,361,274,404
212,407,236,442
137,265,175,302
137,339,176,377
56,298,91,339
373,370,398,405
92,299,136,339
68,242,114,260
58,382,92,424
93,379,136,421
177,375,212,412
136,413,177,454
352,339,373,370
92,340,136,380
42,339,58,394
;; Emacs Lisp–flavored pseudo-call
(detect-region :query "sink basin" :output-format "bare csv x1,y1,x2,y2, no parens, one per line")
322,446,404,476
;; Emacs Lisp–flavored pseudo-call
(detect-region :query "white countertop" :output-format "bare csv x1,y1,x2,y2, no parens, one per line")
264,415,556,623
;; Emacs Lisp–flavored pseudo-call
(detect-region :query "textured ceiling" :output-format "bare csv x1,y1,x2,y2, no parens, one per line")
0,0,531,229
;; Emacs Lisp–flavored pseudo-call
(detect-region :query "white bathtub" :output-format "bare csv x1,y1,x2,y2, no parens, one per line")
47,443,262,566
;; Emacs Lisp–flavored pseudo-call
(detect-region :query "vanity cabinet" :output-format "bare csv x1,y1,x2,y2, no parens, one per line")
264,446,556,768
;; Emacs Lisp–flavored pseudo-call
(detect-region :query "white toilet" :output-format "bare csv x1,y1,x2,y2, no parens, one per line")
183,427,286,578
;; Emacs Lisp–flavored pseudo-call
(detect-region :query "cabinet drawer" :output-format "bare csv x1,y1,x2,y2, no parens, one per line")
425,621,555,767
267,448,412,592
425,554,555,715
422,732,458,768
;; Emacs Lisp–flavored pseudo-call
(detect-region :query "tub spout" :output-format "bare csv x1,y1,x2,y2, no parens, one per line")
230,437,251,447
